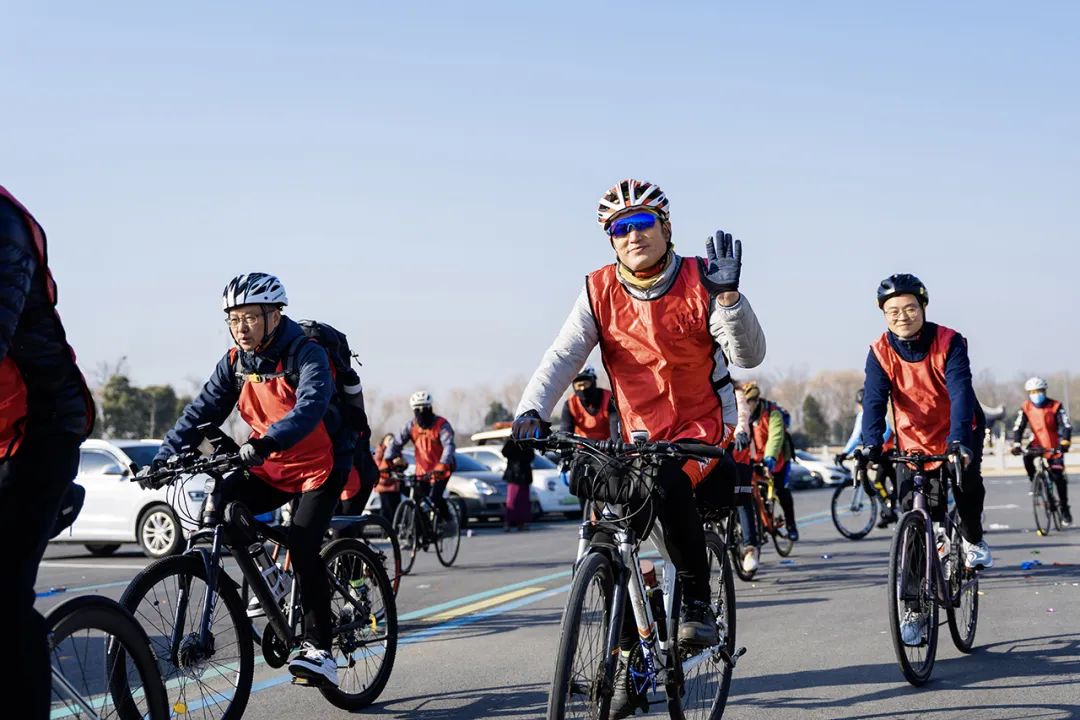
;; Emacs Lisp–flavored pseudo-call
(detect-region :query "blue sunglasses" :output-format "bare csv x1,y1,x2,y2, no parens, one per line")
607,211,659,238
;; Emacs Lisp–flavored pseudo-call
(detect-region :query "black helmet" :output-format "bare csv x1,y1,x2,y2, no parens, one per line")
574,364,598,383
877,273,928,309
855,388,864,405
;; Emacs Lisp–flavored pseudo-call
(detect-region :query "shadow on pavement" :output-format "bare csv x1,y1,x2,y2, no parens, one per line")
370,681,548,718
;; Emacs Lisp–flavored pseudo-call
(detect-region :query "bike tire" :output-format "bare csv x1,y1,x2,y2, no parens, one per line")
830,483,878,540
435,500,463,567
392,501,419,575
1032,472,1052,536
351,514,403,596
729,516,756,582
887,512,938,686
944,534,979,653
319,538,398,710
769,499,794,557
668,532,735,720
47,594,170,720
1048,478,1064,532
120,554,254,720
547,552,615,720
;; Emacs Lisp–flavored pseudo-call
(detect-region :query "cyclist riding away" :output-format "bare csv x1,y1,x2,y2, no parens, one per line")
861,273,992,574
511,178,766,718
1011,376,1072,526
560,364,621,513
743,382,799,541
0,185,96,720
837,388,899,527
384,391,456,526
147,272,353,686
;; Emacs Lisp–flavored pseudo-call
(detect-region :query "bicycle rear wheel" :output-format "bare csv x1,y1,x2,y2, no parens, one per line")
729,515,757,582
1032,472,1053,536
945,534,979,653
669,532,735,720
1048,479,1064,531
830,483,878,540
887,512,938,686
47,595,170,720
547,552,615,720
435,500,462,567
350,514,403,596
392,501,419,574
120,554,254,720
320,538,398,710
769,499,794,557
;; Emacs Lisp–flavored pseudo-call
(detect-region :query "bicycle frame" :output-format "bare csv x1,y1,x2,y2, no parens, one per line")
750,466,778,536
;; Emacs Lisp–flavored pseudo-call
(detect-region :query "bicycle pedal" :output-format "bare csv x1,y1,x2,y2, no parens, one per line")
290,675,327,688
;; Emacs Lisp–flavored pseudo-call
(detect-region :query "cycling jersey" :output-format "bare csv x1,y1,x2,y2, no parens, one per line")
1012,399,1071,455
386,416,455,479
563,389,615,441
749,399,788,473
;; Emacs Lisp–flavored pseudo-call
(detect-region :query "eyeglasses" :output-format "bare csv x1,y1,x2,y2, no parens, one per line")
884,306,921,320
225,313,263,329
607,211,659,238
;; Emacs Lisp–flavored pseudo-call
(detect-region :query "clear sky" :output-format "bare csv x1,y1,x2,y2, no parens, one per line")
4,2,1078,399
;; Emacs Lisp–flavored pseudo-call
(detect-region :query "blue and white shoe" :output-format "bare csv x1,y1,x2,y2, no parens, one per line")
962,539,993,569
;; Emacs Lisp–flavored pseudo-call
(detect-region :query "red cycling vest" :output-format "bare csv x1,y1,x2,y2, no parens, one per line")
750,401,788,474
1022,399,1062,456
586,259,726,448
870,325,969,469
567,391,613,441
411,416,452,480
231,346,334,493
0,186,94,459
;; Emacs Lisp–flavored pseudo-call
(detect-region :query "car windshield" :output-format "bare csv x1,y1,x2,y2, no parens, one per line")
453,453,489,472
119,444,162,470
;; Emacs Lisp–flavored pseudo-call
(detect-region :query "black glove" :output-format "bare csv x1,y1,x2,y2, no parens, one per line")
833,453,846,467
733,431,750,452
135,457,168,490
950,442,973,470
1061,440,1071,454
1010,443,1022,456
862,445,882,466
239,436,278,467
511,410,551,440
702,230,742,294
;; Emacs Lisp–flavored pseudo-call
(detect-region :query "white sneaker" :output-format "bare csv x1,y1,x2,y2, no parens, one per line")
899,609,928,646
246,596,264,619
741,546,759,574
962,538,993,569
288,641,338,686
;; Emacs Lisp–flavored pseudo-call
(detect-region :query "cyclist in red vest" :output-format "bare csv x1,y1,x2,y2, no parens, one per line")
512,178,766,718
0,186,95,719
560,364,620,513
742,382,799,541
1011,376,1072,525
149,273,351,686
384,391,456,526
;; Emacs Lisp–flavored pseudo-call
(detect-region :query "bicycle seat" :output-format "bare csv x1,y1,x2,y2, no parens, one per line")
329,515,367,532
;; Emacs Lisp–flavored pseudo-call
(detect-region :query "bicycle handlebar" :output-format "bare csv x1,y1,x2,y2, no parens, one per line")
525,431,726,460
132,452,245,488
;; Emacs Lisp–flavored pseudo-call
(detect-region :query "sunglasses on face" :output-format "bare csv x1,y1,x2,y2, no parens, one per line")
607,211,659,238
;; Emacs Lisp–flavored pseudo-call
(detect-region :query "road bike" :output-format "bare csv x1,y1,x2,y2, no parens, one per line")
875,450,980,686
830,456,898,540
390,471,462,573
537,431,742,720
122,445,397,719
1024,447,1066,535
746,463,794,559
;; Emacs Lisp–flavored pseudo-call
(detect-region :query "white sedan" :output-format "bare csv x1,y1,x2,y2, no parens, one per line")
793,450,852,486
458,444,581,518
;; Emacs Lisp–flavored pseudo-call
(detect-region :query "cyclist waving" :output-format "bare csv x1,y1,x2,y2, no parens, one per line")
861,273,992,569
1011,376,1072,526
512,178,766,718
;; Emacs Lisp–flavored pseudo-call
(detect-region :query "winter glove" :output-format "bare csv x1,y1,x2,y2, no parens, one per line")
432,463,452,482
1061,439,1071,453
135,458,168,490
763,456,777,473
733,431,750,452
833,453,847,467
239,436,278,467
703,230,742,294
950,442,973,470
512,410,550,440
865,445,883,465
1010,443,1023,456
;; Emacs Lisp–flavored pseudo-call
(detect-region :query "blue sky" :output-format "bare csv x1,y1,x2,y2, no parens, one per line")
4,2,1078,398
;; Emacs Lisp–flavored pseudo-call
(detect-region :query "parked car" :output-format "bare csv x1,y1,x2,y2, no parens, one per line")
793,450,851,486
49,439,208,558
786,457,824,490
458,444,580,518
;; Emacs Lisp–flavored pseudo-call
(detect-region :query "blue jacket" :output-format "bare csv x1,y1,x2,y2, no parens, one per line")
158,317,353,462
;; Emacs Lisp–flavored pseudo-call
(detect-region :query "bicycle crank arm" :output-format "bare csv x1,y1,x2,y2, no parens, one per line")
719,646,747,668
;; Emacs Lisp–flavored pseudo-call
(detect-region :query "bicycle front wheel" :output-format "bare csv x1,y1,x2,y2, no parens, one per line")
392,501,419,574
435,500,462,567
669,532,735,720
351,514,403,596
729,515,757,582
831,483,878,540
945,535,979,653
887,512,938,686
120,554,254,720
47,595,170,720
769,499,794,557
1033,472,1053,536
320,538,398,710
547,552,615,720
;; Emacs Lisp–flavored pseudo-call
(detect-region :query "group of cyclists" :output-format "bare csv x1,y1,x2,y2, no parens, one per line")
3,177,1072,719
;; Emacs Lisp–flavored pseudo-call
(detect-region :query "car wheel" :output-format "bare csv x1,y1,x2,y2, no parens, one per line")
137,504,184,558
84,543,121,557
531,500,543,521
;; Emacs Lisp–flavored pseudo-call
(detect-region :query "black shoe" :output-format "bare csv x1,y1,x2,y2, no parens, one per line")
877,508,897,529
610,653,649,719
678,600,719,647
787,527,800,542
1063,509,1073,527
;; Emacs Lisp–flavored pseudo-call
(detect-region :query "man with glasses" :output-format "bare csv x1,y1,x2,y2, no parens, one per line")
512,178,765,718
860,274,990,644
147,272,351,686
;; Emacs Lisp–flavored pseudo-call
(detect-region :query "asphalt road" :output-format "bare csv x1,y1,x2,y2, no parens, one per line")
37,473,1080,719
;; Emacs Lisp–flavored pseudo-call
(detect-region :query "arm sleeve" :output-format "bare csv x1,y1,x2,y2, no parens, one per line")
262,342,334,450
842,410,863,455
439,419,456,466
385,419,414,462
861,351,891,448
883,418,894,444
560,403,575,433
734,388,750,436
1059,405,1072,442
943,334,975,447
516,287,599,420
0,199,36,361
608,398,621,441
1010,409,1028,444
764,410,785,459
158,356,241,461
708,292,766,369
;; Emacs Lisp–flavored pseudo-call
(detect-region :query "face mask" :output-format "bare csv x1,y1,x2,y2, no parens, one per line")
1029,393,1046,406
414,407,435,428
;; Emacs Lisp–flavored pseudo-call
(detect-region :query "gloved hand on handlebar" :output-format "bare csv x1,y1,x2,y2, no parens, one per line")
511,410,550,440
432,463,452,481
239,436,278,467
833,452,846,467
135,458,167,490
950,442,973,470
733,431,750,452
864,445,883,465
763,456,777,473
1061,439,1071,453
1010,443,1023,456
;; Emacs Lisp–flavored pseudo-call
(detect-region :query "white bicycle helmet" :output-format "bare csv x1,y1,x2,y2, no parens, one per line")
222,273,288,311
409,390,433,408
1024,376,1048,393
597,179,670,230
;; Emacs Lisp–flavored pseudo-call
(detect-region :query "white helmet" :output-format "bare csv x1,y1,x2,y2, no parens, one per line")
1024,376,1048,393
222,273,288,311
409,390,433,408
597,179,670,230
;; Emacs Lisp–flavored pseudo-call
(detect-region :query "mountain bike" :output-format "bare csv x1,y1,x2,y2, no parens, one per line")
874,449,980,686
748,463,794,558
1024,447,1065,535
390,471,462,573
121,448,397,719
537,431,742,720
